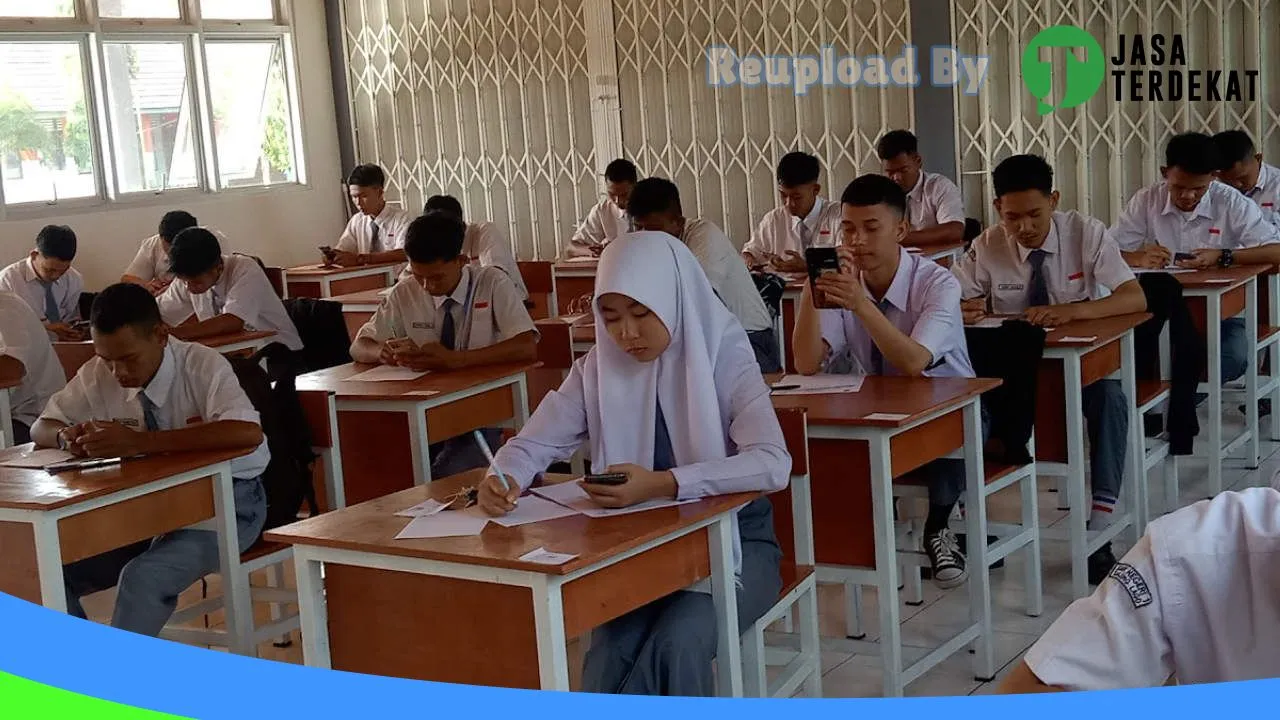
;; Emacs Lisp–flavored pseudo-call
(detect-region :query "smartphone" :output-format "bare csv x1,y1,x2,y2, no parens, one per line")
318,246,337,266
583,472,629,486
1174,252,1196,262
805,246,842,309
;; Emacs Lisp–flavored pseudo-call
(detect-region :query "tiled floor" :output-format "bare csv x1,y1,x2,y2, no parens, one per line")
77,407,1280,697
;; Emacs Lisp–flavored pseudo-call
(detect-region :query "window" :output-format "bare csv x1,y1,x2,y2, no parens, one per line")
0,42,98,205
0,0,302,211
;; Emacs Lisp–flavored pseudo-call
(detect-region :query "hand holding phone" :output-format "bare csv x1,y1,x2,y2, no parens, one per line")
805,247,842,309
582,472,629,486
318,246,337,267
1174,252,1196,262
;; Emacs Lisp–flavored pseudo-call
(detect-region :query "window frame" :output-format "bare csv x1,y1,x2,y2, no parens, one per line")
0,0,304,220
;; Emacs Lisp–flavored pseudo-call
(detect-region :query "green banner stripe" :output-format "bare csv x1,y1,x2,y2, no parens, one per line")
0,671,188,719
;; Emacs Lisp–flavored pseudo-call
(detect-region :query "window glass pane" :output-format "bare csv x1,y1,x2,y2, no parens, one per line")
206,41,297,188
0,42,98,204
98,0,181,19
200,0,274,20
0,0,73,17
102,42,199,193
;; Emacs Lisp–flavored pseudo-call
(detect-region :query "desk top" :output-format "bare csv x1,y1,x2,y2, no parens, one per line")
284,262,401,277
905,241,966,257
1042,312,1151,348
0,364,21,390
1175,265,1268,289
0,445,254,511
329,288,390,306
552,257,599,272
53,330,275,353
770,375,998,428
266,469,755,574
295,361,540,401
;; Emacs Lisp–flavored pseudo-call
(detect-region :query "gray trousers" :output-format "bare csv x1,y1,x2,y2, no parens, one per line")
62,477,267,636
747,329,782,374
1221,317,1249,383
430,427,503,479
581,496,782,696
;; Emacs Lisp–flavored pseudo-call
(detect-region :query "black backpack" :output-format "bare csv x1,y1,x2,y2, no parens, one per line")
282,297,353,373
227,355,318,534
752,271,787,319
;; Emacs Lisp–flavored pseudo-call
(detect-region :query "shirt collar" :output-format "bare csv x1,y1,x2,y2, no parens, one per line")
128,342,176,407
1016,215,1060,262
907,172,927,200
862,248,913,311
372,205,399,226
1159,182,1217,221
22,257,42,284
435,264,473,309
1253,163,1275,197
211,255,232,299
795,197,827,232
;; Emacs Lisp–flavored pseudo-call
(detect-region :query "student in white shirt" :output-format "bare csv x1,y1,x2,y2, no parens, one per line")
793,174,976,588
1214,129,1280,229
331,164,412,268
0,225,85,341
157,229,303,352
352,211,537,478
742,151,842,272
626,178,781,372
876,130,966,247
34,283,268,636
480,232,789,696
1108,132,1280,384
122,210,196,296
565,158,638,258
1000,486,1280,692
0,291,65,444
422,194,529,299
954,155,1147,583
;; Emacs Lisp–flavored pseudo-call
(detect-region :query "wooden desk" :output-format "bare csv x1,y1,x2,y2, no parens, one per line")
772,375,999,696
295,362,536,506
200,329,277,355
904,241,966,267
284,263,399,299
266,469,753,694
0,446,257,652
1176,266,1266,495
328,288,387,341
551,258,597,316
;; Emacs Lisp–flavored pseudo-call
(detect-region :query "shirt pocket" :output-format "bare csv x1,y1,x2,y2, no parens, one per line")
992,281,1027,314
468,305,496,348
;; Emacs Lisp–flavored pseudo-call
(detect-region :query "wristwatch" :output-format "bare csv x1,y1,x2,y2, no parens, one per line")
1219,249,1235,268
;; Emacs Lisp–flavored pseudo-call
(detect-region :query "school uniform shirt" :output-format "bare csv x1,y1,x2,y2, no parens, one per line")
0,258,83,324
1024,486,1280,688
0,291,65,427
356,264,536,350
124,235,172,284
566,198,632,257
463,222,528,299
1106,180,1280,254
820,247,975,377
40,338,270,479
157,254,303,351
1243,161,1280,229
953,210,1135,313
907,171,966,231
742,197,842,258
335,205,412,255
681,219,774,334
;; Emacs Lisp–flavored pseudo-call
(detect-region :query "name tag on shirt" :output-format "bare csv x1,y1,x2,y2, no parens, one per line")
411,322,430,329
997,283,1025,292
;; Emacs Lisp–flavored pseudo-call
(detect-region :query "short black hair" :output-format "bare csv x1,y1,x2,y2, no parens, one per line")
347,163,386,188
841,174,907,218
776,152,821,187
876,130,919,160
1164,132,1222,175
423,194,464,220
1214,130,1257,168
157,210,198,243
36,225,77,261
404,211,467,264
604,159,639,184
992,154,1054,198
168,227,223,278
626,177,682,219
91,282,162,335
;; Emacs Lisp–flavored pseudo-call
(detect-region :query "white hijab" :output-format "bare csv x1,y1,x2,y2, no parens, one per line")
582,231,750,472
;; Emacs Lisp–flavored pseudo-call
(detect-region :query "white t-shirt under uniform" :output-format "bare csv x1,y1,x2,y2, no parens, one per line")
0,291,65,427
158,254,303,351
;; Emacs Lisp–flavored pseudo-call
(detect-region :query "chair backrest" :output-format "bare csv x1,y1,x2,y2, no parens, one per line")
54,342,95,382
518,261,554,320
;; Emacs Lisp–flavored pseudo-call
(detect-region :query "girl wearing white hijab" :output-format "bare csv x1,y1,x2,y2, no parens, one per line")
482,231,790,695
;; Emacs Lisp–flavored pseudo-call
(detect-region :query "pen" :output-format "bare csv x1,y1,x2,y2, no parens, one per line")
472,430,514,496
46,456,124,473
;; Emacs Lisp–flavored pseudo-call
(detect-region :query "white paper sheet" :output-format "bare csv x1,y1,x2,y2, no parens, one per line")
770,373,865,395
394,511,489,540
969,317,1007,328
863,412,911,422
1057,336,1099,343
491,495,583,527
395,498,449,518
0,447,76,469
1133,267,1194,274
518,547,578,565
347,366,429,382
532,481,698,518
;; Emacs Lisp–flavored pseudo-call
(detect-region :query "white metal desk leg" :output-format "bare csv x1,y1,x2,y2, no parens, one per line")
962,400,994,680
514,376,531,430
1064,358,1090,600
709,514,743,697
1270,275,1280,441
1207,295,1223,497
409,407,433,484
322,395,346,510
531,577,570,690
214,465,253,655
1120,333,1148,536
1245,282,1260,468
33,516,68,611
868,435,903,696
0,389,12,449
292,547,332,669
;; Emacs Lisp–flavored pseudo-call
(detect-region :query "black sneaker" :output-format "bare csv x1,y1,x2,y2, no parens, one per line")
923,528,968,589
1237,399,1272,418
1087,542,1117,586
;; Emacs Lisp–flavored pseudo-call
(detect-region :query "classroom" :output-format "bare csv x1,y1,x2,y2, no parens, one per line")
0,0,1278,701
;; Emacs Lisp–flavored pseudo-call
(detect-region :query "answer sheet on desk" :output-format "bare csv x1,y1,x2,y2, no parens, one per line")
532,481,698,518
394,511,489,539
347,365,429,382
491,495,583,527
770,373,865,395
0,447,75,468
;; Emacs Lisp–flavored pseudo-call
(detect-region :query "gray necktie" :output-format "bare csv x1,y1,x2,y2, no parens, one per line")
439,297,458,350
139,393,161,432
870,298,893,375
1027,249,1050,308
43,282,60,323
370,221,383,253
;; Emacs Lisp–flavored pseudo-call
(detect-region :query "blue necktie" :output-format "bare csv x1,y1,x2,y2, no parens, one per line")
43,282,60,323
870,298,893,375
1027,249,1050,308
653,402,675,472
139,393,160,432
439,297,457,350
